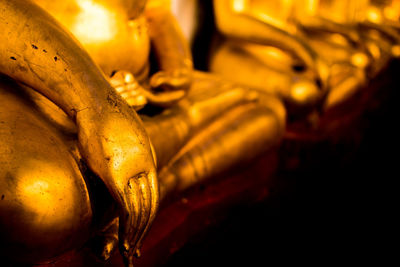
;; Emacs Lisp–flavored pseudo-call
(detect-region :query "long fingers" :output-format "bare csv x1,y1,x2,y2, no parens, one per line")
119,178,142,266
129,174,152,257
134,171,159,253
118,171,159,267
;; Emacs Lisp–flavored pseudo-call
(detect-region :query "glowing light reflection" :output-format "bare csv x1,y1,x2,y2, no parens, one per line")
23,180,49,196
73,0,117,43
232,0,246,12
305,0,318,15
291,83,309,102
351,53,369,68
367,7,382,23
290,80,318,104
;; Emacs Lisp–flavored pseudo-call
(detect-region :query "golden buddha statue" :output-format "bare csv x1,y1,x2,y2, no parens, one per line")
0,0,161,265
0,0,284,265
295,0,400,107
209,0,398,111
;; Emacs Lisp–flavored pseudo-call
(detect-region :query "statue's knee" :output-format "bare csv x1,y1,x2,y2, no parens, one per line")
0,80,93,263
0,155,92,263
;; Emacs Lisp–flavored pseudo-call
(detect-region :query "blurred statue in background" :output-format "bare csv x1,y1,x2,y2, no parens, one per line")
0,0,284,266
210,0,400,112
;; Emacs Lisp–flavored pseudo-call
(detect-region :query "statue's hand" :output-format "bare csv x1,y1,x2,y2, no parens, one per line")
76,99,159,265
109,70,148,110
150,68,192,94
125,68,191,107
314,57,330,90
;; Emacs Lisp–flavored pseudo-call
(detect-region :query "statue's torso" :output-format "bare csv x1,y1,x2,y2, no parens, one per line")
34,0,151,78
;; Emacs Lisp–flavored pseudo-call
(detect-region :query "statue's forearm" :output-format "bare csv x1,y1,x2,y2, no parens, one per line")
0,0,114,119
146,6,193,73
299,16,361,45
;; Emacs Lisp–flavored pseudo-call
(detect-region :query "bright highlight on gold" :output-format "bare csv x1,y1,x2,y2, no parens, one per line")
73,0,117,43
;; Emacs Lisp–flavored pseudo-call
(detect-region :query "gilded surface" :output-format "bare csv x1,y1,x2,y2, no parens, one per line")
0,0,398,266
211,0,400,110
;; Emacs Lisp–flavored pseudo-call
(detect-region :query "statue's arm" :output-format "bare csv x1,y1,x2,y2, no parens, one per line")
0,0,112,117
145,0,193,95
298,15,361,46
0,0,158,264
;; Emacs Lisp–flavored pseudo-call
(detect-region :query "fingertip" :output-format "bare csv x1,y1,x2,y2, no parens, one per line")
121,239,130,254
135,248,141,258
150,78,161,89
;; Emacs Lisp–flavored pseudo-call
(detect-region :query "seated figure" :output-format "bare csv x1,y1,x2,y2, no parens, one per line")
0,0,285,266
209,0,396,112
